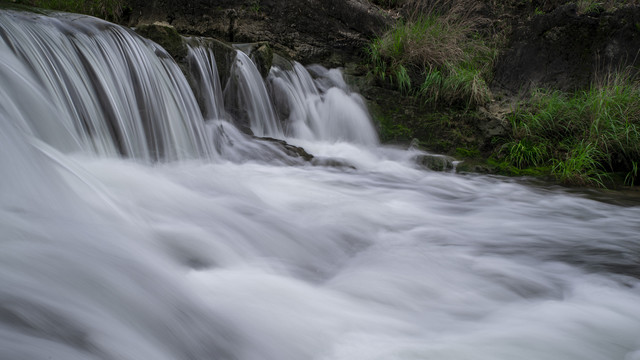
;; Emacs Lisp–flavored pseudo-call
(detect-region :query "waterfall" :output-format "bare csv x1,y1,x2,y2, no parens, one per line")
0,10,211,161
0,9,378,161
186,38,226,121
2,9,640,360
269,59,379,146
224,50,284,138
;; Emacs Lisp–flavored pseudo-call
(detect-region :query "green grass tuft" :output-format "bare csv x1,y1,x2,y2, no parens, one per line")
551,141,608,187
502,138,548,168
366,2,495,109
504,70,640,187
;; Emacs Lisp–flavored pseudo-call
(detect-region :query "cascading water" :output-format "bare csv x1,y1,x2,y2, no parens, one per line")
2,9,640,360
186,38,226,121
224,50,283,138
0,10,211,161
268,58,378,146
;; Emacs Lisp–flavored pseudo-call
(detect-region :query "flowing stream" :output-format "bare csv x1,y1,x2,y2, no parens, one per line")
1,10,640,360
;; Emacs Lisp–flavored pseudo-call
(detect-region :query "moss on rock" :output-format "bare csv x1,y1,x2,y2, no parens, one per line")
235,42,273,78
135,23,188,62
185,36,237,86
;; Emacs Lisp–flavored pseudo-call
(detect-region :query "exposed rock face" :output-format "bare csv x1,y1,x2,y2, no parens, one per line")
493,4,640,93
124,0,391,66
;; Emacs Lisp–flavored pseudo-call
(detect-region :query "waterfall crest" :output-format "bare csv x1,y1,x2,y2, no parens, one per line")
223,50,284,138
186,38,226,121
0,10,379,163
0,11,212,162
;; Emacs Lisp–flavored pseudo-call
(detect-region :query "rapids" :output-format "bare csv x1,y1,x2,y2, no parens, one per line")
1,9,640,360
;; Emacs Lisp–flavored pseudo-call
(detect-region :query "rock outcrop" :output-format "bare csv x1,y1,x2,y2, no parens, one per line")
124,0,391,66
493,3,640,93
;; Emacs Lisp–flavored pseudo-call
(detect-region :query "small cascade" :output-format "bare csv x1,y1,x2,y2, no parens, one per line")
0,10,381,164
268,58,379,146
0,11,211,162
186,39,226,121
224,50,283,138
268,59,320,140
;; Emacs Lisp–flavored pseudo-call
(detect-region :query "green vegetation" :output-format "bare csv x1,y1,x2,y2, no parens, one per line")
366,0,496,109
502,71,640,186
367,0,640,187
9,0,125,21
456,147,480,158
376,111,414,142
250,0,261,14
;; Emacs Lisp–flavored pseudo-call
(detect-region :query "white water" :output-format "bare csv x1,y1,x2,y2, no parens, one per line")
2,10,640,360
186,39,226,121
268,59,378,145
0,11,210,161
224,50,283,138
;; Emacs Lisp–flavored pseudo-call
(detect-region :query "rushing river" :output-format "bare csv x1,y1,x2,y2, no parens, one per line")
1,10,640,360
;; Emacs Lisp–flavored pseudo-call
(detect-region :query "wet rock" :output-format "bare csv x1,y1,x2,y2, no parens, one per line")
253,136,314,162
235,42,273,78
135,24,238,107
311,157,357,170
252,43,273,78
414,154,456,172
185,36,237,86
248,137,357,169
135,23,188,62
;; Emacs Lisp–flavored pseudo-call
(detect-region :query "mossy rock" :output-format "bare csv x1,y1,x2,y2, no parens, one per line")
272,53,294,71
253,43,273,78
135,23,188,62
235,42,273,78
414,154,457,172
134,25,238,115
186,36,237,86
